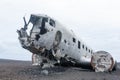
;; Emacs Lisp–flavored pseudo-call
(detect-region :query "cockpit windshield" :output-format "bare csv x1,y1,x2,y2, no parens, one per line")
26,14,56,37
29,15,40,25
28,15,49,36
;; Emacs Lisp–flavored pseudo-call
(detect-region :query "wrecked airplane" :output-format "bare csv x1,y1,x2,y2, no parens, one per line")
17,14,117,72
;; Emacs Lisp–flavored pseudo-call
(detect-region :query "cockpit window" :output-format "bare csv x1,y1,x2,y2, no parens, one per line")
49,19,55,27
30,15,40,25
40,17,48,35
43,17,48,22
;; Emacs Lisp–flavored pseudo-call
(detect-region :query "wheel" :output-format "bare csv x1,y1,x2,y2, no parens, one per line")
91,51,115,72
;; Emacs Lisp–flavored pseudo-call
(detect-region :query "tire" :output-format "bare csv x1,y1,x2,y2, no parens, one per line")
91,51,115,72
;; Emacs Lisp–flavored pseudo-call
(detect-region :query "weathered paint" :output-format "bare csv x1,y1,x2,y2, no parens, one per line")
17,14,116,72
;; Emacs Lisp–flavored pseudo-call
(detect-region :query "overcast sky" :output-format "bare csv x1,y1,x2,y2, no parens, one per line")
0,0,120,61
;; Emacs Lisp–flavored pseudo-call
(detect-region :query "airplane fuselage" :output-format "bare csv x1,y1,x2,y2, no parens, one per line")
17,14,116,72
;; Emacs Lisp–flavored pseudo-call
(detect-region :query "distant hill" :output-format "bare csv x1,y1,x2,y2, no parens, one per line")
0,59,30,62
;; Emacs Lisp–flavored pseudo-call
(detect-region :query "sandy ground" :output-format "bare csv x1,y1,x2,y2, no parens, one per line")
0,59,120,80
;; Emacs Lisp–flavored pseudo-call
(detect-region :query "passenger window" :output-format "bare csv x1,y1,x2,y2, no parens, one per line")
82,44,84,49
49,19,55,27
64,40,67,43
78,41,81,49
89,49,90,53
86,47,87,51
73,38,76,43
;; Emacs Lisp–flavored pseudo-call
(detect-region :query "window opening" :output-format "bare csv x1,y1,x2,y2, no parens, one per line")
64,40,67,43
82,44,84,49
73,38,76,43
49,19,55,27
78,41,81,49
89,49,90,53
86,47,88,51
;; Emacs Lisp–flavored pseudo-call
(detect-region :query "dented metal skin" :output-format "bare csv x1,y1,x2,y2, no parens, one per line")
17,14,116,72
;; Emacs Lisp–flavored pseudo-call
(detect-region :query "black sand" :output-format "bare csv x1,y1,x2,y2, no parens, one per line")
0,59,120,80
